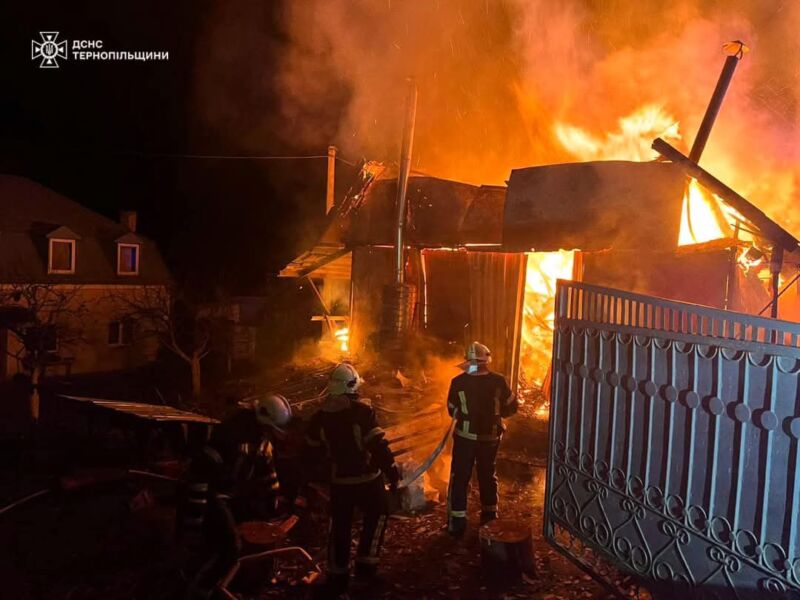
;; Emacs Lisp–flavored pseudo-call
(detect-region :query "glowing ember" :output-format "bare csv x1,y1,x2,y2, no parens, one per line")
519,251,575,391
678,179,727,246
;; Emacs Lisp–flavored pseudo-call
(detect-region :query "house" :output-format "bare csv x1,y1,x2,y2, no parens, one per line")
0,175,171,380
281,157,799,395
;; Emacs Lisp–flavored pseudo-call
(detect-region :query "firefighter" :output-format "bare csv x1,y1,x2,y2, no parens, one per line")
304,362,400,596
446,342,519,537
178,393,291,598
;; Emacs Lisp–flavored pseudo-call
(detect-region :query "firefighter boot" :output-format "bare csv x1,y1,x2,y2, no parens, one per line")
480,510,498,525
314,573,350,599
354,560,379,582
448,515,467,538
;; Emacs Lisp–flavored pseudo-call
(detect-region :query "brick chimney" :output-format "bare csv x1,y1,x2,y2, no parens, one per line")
119,210,137,232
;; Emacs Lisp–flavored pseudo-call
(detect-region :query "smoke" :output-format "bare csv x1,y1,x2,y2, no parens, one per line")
195,1,800,232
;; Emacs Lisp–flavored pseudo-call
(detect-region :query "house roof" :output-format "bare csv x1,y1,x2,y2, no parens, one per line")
279,244,352,278
327,174,506,248
281,157,793,275
504,161,687,252
60,395,219,424
0,175,171,285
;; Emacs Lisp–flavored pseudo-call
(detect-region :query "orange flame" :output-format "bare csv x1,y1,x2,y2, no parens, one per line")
554,104,680,162
678,179,727,245
520,251,575,390
334,326,350,353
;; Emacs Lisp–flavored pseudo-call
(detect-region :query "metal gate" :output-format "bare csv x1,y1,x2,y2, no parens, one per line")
544,280,800,598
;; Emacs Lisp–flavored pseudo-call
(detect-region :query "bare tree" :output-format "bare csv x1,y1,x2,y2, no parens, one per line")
0,284,90,422
109,286,216,398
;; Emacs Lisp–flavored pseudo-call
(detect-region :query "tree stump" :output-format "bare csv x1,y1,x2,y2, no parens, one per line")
234,517,299,592
479,519,536,582
238,515,298,552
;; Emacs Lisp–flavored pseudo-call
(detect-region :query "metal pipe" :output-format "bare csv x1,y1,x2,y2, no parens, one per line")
770,246,784,320
759,269,800,316
326,145,336,214
689,41,748,163
395,79,418,284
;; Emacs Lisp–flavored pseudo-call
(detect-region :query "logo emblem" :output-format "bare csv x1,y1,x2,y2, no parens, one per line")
31,32,67,68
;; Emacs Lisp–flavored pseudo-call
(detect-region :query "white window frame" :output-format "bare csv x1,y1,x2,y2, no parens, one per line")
117,243,140,276
48,238,76,274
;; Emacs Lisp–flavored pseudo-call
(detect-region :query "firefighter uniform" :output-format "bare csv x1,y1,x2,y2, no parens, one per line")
446,369,517,535
305,396,399,592
178,409,281,596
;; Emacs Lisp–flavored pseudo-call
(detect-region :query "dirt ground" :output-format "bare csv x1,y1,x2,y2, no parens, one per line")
2,453,622,600
1,371,628,599
253,456,616,600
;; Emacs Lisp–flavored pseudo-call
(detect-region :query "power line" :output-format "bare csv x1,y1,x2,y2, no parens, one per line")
1,138,359,166
120,151,358,166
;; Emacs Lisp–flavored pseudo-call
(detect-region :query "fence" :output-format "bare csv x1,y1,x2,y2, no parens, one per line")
544,280,800,597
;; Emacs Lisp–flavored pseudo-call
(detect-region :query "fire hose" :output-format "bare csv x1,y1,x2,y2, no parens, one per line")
397,416,456,490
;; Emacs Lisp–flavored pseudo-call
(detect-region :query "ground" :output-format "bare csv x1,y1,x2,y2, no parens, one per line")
0,364,631,599
257,457,615,599
2,447,623,599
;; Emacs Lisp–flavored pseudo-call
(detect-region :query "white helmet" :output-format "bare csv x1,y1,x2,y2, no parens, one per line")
254,393,292,428
466,341,491,364
328,363,363,396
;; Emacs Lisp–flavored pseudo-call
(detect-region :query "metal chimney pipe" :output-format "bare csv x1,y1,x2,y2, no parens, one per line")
689,41,748,163
326,145,337,214
394,79,418,284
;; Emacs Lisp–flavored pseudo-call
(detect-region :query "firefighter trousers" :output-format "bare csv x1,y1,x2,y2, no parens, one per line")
327,477,389,583
448,435,500,531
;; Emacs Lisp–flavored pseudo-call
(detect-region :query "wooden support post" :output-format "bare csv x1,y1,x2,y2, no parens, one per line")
479,519,536,582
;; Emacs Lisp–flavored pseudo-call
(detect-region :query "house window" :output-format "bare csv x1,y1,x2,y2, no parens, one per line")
117,243,140,275
49,239,76,274
108,319,134,346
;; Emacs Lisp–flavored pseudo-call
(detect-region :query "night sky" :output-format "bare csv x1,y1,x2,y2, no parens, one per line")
0,1,352,296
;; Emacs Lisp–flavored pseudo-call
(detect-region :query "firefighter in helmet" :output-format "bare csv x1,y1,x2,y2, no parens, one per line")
304,362,399,596
446,342,519,537
178,393,291,597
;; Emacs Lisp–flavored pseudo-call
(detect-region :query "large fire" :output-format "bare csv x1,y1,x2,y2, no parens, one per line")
519,250,574,412
519,104,735,416
678,180,728,245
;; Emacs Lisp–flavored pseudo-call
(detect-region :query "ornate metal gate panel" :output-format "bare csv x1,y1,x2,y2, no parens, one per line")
544,280,800,598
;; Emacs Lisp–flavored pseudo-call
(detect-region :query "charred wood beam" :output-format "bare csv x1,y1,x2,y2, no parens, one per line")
652,138,799,251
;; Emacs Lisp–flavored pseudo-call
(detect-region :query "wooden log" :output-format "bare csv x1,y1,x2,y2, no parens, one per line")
479,519,536,582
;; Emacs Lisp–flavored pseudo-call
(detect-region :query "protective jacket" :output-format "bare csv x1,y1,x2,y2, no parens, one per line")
446,369,517,535
304,397,398,592
446,371,517,441
178,410,280,537
304,398,396,485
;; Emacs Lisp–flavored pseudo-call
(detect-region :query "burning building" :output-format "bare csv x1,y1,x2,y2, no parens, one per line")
281,153,799,406
281,43,799,410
